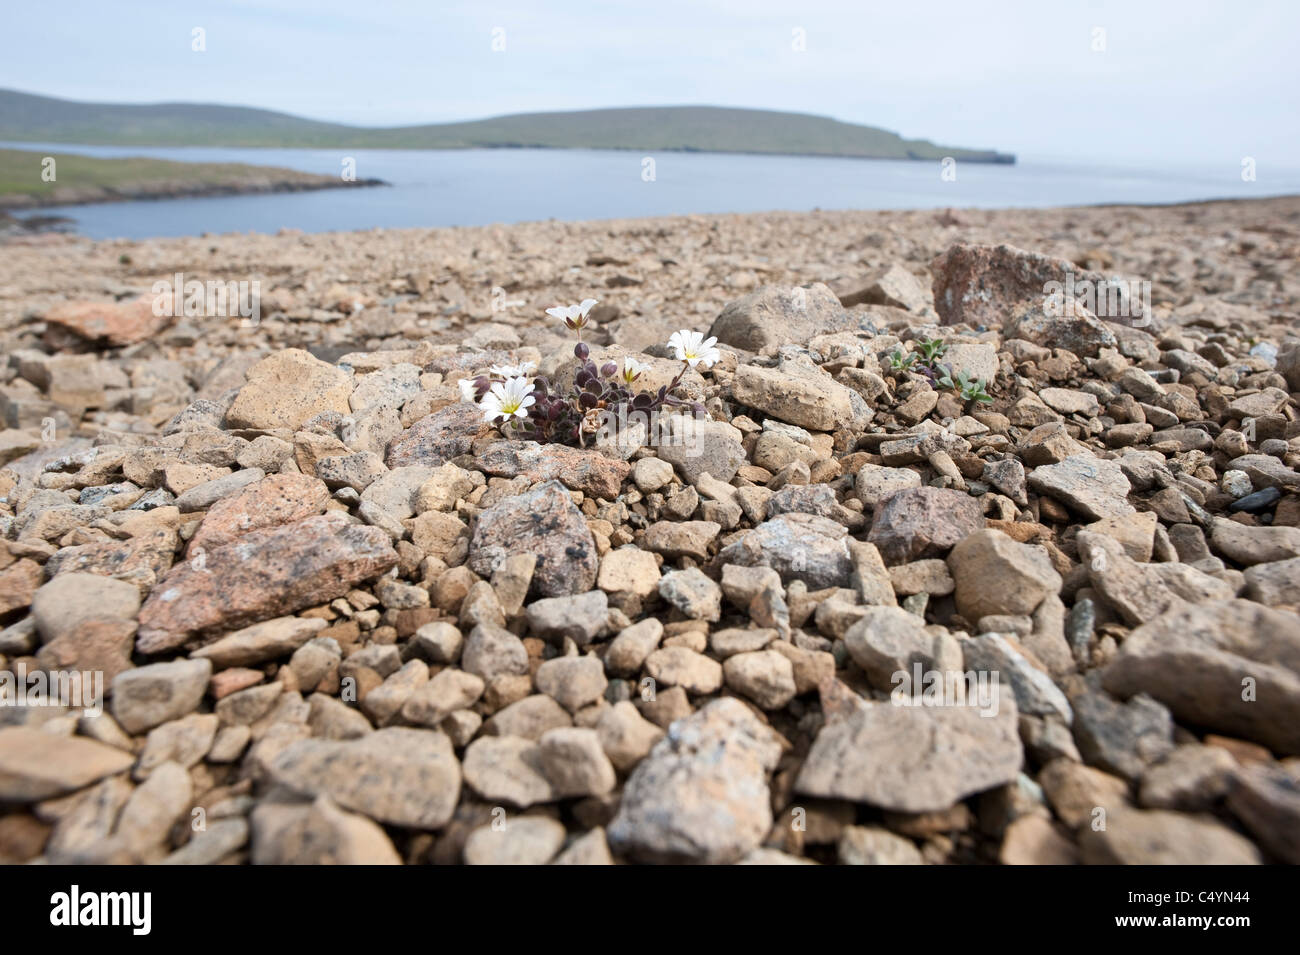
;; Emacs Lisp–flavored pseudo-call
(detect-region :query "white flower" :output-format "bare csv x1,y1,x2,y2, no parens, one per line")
546,298,599,330
619,355,649,384
479,376,535,423
489,360,537,378
458,378,479,403
667,329,721,369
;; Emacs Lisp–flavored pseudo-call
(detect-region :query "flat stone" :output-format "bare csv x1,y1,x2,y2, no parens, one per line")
269,727,462,828
1078,806,1260,864
1028,454,1135,520
188,472,330,552
477,440,629,499
0,727,134,800
137,512,397,652
1102,599,1300,755
796,698,1023,813
191,616,328,668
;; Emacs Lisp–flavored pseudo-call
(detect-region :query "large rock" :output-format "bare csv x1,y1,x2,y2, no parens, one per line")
607,698,782,863
795,698,1022,812
1076,531,1233,626
1078,806,1260,864
43,296,171,347
385,403,486,468
467,480,597,597
710,283,856,352
137,512,397,652
948,528,1061,620
718,513,852,589
932,242,1134,333
1027,454,1135,520
731,363,854,432
476,441,629,499
268,728,461,828
868,487,984,564
224,348,353,431
1102,600,1300,755
188,472,330,553
1005,300,1119,358
0,727,135,800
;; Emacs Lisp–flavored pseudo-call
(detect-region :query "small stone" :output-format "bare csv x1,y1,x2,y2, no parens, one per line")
723,650,797,709
30,573,140,644
657,567,722,621
838,825,923,865
461,735,556,808
111,659,212,735
643,646,724,695
1027,454,1135,521
463,815,566,865
539,727,617,797
796,698,1022,813
269,727,461,827
948,529,1061,620
526,590,608,645
535,656,608,713
468,480,598,597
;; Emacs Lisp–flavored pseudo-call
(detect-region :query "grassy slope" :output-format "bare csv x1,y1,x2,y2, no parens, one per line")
0,90,1013,161
0,148,346,205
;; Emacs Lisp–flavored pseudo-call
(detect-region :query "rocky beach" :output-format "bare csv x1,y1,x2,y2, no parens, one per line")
1,195,1298,866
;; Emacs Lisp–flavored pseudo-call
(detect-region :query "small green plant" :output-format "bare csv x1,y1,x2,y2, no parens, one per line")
886,348,917,372
916,337,947,364
937,367,994,404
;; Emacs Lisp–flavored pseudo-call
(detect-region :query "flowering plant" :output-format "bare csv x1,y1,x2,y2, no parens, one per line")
460,298,717,447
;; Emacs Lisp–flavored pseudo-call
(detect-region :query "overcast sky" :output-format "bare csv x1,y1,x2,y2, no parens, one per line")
5,0,1297,164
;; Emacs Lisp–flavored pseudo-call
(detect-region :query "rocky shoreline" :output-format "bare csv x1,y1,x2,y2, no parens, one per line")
0,197,1297,865
0,175,387,212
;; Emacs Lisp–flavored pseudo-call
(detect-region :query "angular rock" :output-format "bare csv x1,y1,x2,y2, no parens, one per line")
224,348,353,431
608,698,782,863
137,512,397,652
477,440,629,499
269,727,462,828
1102,600,1300,755
468,480,597,598
796,698,1022,813
868,487,983,564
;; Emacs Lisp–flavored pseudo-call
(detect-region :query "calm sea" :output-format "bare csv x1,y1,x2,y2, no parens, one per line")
7,141,1299,240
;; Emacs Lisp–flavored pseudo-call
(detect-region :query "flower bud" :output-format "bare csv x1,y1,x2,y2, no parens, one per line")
574,342,589,361
601,362,618,378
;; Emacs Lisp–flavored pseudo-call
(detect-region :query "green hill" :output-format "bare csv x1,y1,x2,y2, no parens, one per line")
0,89,1013,163
0,147,382,209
